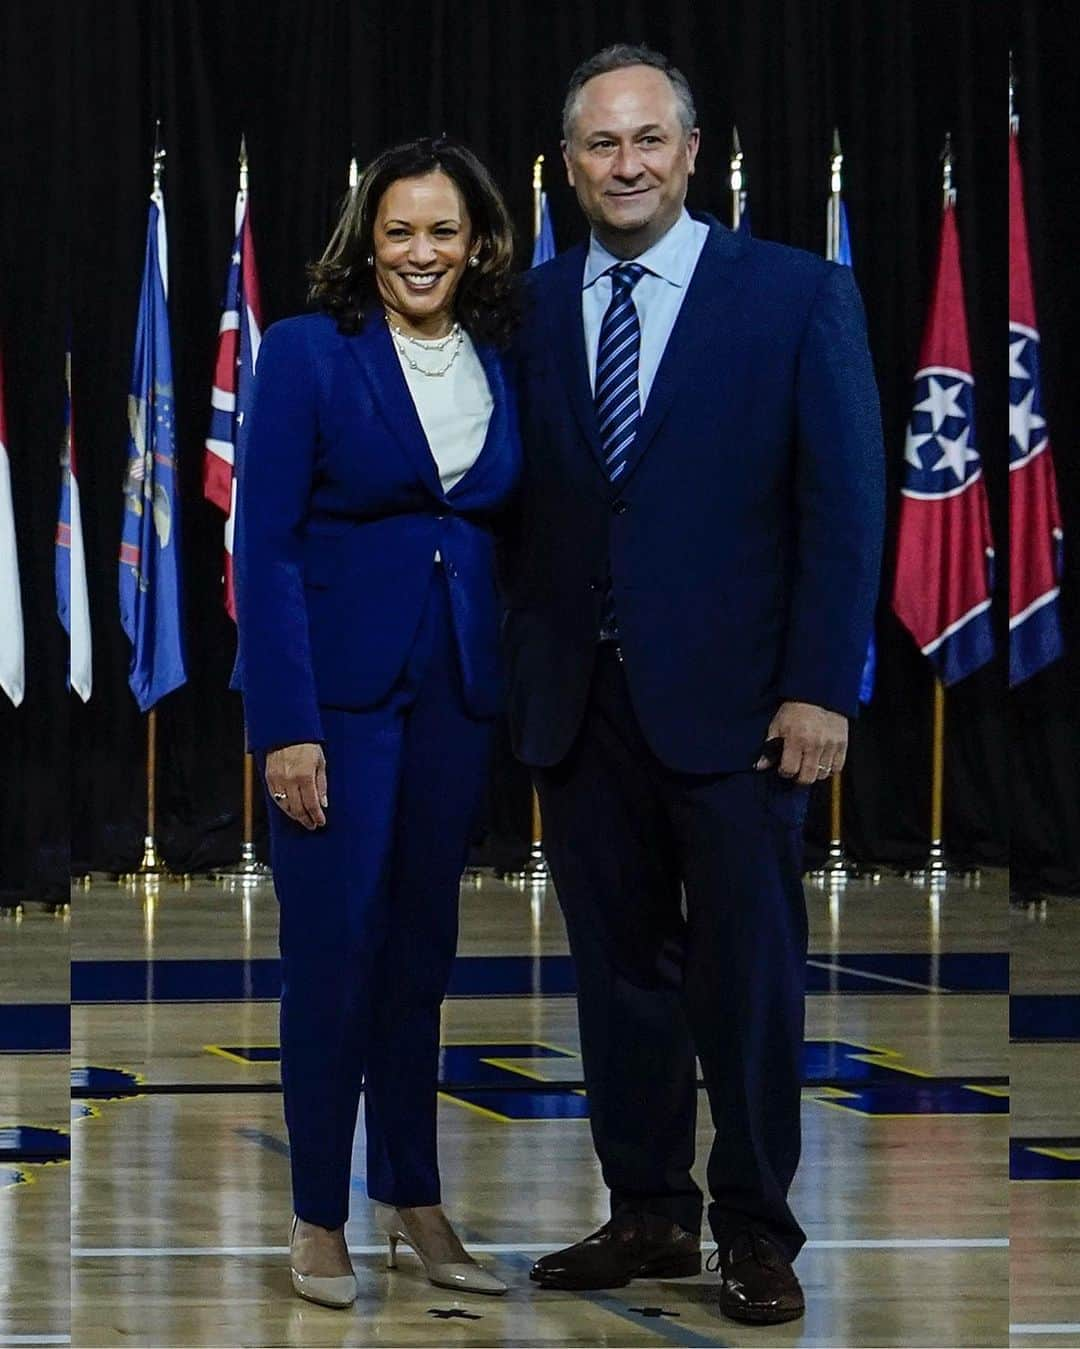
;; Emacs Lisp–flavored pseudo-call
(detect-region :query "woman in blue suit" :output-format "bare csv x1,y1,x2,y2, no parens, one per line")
234,138,521,1307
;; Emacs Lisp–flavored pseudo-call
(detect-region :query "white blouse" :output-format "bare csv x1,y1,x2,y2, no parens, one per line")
393,327,493,493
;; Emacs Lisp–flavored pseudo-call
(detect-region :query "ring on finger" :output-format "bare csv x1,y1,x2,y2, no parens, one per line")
272,791,288,801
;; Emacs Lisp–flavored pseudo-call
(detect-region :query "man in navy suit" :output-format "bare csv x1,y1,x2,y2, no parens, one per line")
503,45,884,1323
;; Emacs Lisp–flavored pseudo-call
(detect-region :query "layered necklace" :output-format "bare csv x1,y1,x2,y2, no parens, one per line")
386,314,464,378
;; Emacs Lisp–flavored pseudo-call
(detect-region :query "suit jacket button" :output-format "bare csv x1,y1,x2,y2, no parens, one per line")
612,500,629,515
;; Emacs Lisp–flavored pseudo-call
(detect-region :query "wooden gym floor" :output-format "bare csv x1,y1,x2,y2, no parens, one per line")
3,866,1078,1346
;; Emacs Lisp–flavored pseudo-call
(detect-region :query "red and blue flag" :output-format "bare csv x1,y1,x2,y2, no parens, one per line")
204,182,263,620
1009,125,1064,686
57,350,92,701
0,343,24,707
892,201,995,685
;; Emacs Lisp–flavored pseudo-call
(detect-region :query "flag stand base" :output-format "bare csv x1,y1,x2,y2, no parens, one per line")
904,843,980,889
525,841,549,885
117,835,173,884
213,842,271,884
806,841,882,886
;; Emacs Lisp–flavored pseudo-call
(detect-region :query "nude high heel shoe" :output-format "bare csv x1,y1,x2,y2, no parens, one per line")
374,1202,507,1295
289,1216,358,1308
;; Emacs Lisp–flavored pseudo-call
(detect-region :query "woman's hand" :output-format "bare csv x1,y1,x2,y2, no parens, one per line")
265,743,328,830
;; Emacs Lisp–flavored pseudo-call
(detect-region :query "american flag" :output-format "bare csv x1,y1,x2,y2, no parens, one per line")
204,170,263,620
892,198,995,685
1009,122,1065,686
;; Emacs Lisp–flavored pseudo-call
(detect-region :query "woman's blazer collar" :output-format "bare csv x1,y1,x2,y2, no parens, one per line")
340,309,509,501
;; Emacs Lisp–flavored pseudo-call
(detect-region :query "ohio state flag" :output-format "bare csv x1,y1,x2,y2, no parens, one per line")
892,201,995,685
1009,125,1065,685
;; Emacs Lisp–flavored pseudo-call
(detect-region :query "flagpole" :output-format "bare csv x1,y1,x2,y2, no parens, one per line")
522,151,550,885
815,130,850,882
212,133,271,886
729,127,744,231
125,124,172,885
809,129,878,888
907,135,977,892
532,154,544,244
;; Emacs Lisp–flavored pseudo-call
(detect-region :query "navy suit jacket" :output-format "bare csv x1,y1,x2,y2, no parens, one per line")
502,215,885,774
234,310,521,753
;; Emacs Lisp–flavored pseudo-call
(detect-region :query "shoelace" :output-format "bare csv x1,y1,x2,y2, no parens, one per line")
707,1230,783,1274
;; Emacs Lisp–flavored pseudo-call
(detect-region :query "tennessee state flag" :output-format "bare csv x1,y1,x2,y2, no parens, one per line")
892,202,995,685
1009,125,1065,685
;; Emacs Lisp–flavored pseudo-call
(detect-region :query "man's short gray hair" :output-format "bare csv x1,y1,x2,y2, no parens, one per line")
562,43,698,144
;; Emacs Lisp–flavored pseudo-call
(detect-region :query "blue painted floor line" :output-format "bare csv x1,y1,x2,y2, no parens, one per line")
1011,994,1080,1042
69,951,1008,1004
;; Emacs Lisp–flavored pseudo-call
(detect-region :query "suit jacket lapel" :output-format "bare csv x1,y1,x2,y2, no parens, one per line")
343,314,443,496
619,219,747,489
546,246,607,472
446,339,506,498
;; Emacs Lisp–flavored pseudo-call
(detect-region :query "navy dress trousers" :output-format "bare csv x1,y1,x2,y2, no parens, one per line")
234,310,521,1227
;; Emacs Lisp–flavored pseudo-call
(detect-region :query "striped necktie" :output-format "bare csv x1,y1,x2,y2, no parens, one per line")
594,261,645,640
595,262,646,482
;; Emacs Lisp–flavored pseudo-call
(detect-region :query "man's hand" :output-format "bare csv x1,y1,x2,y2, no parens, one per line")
265,742,328,830
755,702,848,786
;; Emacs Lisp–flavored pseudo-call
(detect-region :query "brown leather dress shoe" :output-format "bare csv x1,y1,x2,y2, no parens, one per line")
710,1229,805,1324
530,1209,701,1290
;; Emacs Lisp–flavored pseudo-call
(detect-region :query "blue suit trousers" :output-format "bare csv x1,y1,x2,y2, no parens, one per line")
535,646,810,1259
266,569,492,1228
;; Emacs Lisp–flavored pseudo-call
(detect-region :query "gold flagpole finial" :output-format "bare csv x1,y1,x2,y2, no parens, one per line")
152,119,166,196
532,154,545,241
730,126,745,230
238,134,249,194
830,127,843,196
826,128,843,262
941,132,955,209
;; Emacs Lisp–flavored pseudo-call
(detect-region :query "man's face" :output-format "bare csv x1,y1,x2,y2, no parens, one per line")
562,64,699,254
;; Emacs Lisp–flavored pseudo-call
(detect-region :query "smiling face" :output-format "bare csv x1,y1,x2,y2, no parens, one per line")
372,170,475,338
562,64,699,257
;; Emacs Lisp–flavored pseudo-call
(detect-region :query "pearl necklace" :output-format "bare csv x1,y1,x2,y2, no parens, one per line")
386,315,464,377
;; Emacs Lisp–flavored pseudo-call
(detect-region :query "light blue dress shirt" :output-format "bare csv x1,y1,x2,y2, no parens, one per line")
582,209,710,408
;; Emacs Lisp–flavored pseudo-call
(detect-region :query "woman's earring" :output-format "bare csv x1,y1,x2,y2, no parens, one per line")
468,255,479,268
366,254,374,267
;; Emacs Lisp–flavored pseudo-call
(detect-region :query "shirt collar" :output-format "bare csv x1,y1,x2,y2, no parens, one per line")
583,209,697,290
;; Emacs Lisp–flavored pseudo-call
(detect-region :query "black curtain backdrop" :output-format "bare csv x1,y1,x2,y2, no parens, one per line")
7,0,1073,897
0,3,71,902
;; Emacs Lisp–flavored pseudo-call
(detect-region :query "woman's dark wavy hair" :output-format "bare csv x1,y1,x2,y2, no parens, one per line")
308,136,518,346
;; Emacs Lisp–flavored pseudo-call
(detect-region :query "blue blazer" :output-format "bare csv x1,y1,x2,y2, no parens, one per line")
502,215,885,774
234,311,521,753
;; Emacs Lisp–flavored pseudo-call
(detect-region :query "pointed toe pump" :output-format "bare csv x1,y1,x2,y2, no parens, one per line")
375,1202,507,1296
289,1217,358,1308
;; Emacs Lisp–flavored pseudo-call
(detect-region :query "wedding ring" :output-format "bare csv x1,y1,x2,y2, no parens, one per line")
272,792,288,801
